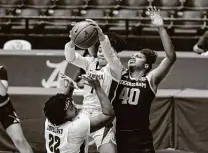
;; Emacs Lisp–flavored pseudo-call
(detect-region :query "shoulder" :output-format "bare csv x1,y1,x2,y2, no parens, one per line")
71,113,90,134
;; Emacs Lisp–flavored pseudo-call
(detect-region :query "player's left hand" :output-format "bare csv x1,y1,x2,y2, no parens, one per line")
148,6,164,28
59,73,79,89
85,19,105,41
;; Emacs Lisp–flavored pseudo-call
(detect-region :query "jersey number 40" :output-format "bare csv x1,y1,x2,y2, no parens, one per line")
48,134,61,153
119,87,140,105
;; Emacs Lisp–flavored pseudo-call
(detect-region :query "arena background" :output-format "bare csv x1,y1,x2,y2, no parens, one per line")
0,0,208,153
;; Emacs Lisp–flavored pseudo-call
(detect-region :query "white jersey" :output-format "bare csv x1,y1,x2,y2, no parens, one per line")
83,62,119,109
64,36,123,114
45,113,90,153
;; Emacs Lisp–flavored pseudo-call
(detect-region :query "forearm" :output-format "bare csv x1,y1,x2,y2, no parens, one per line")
95,86,114,116
100,35,123,76
158,27,176,62
64,42,76,62
64,84,74,97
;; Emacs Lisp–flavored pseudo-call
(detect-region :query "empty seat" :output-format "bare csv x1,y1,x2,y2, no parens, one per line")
179,11,203,27
49,9,73,17
155,0,182,7
0,8,10,23
185,0,208,7
57,0,85,6
80,9,107,25
91,0,118,6
24,0,55,6
110,9,140,34
0,0,22,6
122,0,149,7
13,8,41,28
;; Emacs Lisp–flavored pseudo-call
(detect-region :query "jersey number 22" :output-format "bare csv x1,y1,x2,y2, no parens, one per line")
49,134,60,153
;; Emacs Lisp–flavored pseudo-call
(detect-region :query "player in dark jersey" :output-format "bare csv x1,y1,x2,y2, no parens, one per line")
0,66,33,153
88,6,176,153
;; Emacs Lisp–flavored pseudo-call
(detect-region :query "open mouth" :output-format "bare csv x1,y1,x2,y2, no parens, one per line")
129,59,136,63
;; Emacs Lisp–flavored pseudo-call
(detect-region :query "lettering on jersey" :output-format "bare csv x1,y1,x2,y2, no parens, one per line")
47,125,63,134
42,60,68,88
120,80,146,88
88,72,104,80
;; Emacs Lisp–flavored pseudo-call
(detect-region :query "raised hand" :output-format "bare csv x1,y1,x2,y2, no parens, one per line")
85,19,105,41
59,73,79,89
80,73,100,89
148,6,164,28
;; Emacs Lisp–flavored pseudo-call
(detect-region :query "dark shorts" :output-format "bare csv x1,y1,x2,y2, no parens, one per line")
0,101,20,129
116,128,155,153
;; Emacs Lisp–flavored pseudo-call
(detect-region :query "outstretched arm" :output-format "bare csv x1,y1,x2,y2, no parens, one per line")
86,19,123,80
59,73,78,97
147,7,176,86
81,74,114,132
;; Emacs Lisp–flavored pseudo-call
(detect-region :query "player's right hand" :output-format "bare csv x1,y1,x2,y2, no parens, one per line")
80,73,100,89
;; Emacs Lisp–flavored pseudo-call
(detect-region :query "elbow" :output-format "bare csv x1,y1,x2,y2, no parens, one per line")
64,49,75,63
103,109,115,117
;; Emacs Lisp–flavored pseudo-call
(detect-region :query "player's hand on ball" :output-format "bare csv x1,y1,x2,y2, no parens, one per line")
85,19,102,34
148,6,164,28
80,73,100,89
85,19,105,41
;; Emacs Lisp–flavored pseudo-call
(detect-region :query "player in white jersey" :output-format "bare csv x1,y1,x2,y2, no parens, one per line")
44,74,114,153
64,30,125,153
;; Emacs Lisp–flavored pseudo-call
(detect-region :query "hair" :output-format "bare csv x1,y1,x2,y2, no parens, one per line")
105,32,126,53
140,48,158,73
43,93,73,126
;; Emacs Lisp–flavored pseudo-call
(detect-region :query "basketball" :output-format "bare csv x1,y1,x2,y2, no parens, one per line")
71,21,99,49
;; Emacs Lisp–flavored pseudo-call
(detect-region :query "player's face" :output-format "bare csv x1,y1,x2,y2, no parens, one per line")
97,45,107,66
65,100,78,120
128,53,147,69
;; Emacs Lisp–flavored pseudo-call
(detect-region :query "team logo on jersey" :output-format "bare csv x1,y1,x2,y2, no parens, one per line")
42,60,68,88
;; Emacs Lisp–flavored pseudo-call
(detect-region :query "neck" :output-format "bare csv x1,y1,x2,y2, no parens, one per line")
129,69,146,80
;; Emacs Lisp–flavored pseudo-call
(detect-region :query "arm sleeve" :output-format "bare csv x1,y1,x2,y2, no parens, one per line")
100,35,123,80
64,42,93,71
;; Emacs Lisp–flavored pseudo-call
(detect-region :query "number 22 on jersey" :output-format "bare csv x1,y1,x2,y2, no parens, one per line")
119,87,140,105
48,133,60,153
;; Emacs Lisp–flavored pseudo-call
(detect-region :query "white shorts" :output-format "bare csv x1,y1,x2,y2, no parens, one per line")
81,108,116,149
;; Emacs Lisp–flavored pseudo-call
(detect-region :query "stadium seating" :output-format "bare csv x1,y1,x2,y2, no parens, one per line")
185,0,208,7
0,0,23,6
121,0,150,7
24,0,55,7
57,0,86,7
153,0,183,7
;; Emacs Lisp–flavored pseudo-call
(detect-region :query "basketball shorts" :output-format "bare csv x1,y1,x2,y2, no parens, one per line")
81,108,116,149
116,128,155,153
0,101,20,129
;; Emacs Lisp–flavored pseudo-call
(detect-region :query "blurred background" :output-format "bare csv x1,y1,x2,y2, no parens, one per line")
0,0,208,153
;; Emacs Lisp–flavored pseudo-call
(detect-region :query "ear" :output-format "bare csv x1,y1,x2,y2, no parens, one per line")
144,64,149,70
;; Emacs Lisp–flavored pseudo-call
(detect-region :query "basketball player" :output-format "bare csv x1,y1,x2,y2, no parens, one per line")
0,66,33,153
44,73,114,153
64,30,125,152
91,7,176,153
